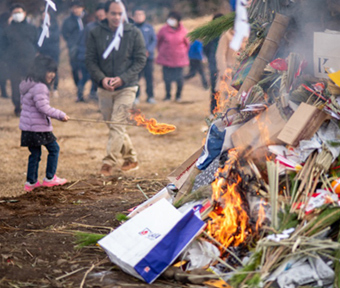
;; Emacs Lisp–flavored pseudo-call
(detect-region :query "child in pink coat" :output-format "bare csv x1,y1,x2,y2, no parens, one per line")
19,55,69,192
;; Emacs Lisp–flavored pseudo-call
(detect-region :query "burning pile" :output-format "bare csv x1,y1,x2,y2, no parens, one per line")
74,1,340,287
207,150,250,250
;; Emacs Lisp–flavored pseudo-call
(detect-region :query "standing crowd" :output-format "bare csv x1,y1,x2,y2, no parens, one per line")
0,0,231,192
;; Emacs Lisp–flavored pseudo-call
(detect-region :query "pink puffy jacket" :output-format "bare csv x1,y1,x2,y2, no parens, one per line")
19,80,66,132
156,23,190,68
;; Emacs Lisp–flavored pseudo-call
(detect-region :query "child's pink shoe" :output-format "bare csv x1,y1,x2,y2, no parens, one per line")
24,181,41,192
42,175,67,187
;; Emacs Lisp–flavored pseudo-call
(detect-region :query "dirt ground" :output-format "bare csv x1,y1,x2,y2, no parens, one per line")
0,17,216,288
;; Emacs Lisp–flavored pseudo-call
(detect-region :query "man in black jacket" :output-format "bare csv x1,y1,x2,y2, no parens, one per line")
76,3,106,102
86,0,146,176
3,3,37,116
0,12,10,99
61,0,85,91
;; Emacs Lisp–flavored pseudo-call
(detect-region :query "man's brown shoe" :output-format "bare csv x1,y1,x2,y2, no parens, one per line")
100,164,112,176
121,160,139,172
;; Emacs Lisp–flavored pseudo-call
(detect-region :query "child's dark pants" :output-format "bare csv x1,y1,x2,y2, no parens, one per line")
27,140,60,184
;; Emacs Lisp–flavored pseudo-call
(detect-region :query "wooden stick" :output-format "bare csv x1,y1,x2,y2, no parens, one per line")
137,184,149,200
298,167,315,219
301,171,321,219
322,174,336,193
79,259,108,288
267,161,278,229
283,151,290,199
55,267,87,281
69,117,137,126
80,264,95,288
291,154,316,213
70,222,113,231
66,179,80,190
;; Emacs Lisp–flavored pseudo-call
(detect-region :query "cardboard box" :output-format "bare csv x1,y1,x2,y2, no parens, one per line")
167,147,203,189
127,188,172,218
314,31,340,78
231,105,286,150
222,124,242,151
277,103,330,147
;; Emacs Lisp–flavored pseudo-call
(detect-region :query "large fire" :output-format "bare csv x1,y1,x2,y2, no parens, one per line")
207,65,270,251
130,110,176,135
207,150,250,249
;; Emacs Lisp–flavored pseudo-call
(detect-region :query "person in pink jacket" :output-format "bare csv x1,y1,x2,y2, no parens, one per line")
156,11,189,102
19,55,69,192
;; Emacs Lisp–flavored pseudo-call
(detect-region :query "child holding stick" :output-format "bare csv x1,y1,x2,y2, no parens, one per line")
19,55,69,192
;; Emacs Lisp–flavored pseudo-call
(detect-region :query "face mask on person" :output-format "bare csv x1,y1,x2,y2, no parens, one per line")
167,18,178,28
12,12,25,23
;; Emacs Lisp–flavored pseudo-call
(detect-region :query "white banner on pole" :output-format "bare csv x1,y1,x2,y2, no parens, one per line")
38,0,57,47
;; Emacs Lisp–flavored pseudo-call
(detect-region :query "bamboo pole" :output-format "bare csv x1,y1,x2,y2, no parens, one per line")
237,13,290,97
69,117,137,126
267,161,279,229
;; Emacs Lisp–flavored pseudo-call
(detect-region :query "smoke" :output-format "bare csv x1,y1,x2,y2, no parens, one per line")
277,0,340,75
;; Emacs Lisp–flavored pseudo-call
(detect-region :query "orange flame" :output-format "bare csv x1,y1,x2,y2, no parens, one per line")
252,112,270,146
213,68,238,115
207,150,250,249
212,91,224,114
130,110,176,135
256,200,266,232
253,107,275,160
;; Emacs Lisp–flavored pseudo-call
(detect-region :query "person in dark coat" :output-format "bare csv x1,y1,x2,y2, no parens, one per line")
61,0,85,92
76,3,106,102
38,10,60,98
133,7,157,104
0,12,11,99
203,13,223,114
86,0,146,176
3,3,38,116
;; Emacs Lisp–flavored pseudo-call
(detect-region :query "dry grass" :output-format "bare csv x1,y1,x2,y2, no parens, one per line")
0,16,215,198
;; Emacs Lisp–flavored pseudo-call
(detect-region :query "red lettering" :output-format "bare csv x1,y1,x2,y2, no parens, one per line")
175,158,198,181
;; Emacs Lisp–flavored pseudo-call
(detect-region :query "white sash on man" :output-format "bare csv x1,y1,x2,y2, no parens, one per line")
102,0,129,59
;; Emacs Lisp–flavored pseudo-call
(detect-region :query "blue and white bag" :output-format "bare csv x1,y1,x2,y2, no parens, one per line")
98,198,205,284
196,119,227,170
